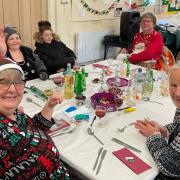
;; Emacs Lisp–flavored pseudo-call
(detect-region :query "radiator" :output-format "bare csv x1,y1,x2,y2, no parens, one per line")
76,30,115,64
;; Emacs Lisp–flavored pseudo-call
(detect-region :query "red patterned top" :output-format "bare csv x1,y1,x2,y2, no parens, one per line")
0,110,70,180
129,30,163,70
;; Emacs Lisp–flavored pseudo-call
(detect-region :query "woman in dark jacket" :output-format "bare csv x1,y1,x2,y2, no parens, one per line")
2,27,49,81
33,21,76,75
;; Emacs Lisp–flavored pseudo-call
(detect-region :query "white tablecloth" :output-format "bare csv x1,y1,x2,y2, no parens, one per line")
20,60,176,180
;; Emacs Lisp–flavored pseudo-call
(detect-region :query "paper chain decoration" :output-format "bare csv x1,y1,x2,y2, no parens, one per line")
80,0,149,15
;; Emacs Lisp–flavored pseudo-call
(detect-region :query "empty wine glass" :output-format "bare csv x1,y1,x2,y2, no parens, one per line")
95,106,107,128
53,76,64,89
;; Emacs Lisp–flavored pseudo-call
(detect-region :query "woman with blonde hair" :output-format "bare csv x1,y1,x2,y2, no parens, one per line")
33,21,76,75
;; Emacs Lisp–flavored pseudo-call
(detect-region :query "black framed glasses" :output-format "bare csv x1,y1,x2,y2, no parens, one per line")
0,80,25,90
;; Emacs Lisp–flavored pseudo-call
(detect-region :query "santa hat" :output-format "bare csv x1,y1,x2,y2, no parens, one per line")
0,58,24,79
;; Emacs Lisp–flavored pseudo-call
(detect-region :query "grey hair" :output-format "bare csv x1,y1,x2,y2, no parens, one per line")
140,12,157,26
0,69,24,79
168,61,180,76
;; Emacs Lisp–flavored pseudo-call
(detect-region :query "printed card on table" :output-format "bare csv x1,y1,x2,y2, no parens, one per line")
113,148,151,175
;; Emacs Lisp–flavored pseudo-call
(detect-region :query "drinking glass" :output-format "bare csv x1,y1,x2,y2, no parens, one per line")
95,106,107,128
114,96,123,110
53,77,64,89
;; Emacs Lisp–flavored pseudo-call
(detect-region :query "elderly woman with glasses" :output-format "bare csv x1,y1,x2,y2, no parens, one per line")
0,58,70,179
120,12,164,70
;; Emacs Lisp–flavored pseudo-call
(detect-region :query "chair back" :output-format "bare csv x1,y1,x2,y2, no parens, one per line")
160,46,175,71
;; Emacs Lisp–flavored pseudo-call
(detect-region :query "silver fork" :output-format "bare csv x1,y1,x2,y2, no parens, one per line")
26,97,41,107
118,123,134,133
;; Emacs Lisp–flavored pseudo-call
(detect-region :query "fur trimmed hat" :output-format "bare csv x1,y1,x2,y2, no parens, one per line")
0,58,24,79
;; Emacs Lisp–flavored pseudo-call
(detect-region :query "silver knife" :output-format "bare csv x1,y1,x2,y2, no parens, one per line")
90,115,96,127
96,149,107,175
93,147,103,171
111,138,141,153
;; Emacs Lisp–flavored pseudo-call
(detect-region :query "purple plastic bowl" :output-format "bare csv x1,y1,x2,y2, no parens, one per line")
90,92,117,112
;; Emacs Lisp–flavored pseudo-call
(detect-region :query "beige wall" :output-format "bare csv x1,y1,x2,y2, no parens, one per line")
48,1,173,52
0,0,48,48
48,0,120,51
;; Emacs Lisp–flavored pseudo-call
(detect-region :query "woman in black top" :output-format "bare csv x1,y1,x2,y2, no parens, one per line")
33,21,76,75
2,27,49,81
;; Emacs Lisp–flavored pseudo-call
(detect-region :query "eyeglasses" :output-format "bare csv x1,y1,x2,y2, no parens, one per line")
141,19,152,24
0,80,25,90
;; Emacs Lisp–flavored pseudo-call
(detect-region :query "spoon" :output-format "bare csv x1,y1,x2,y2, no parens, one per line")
118,123,134,133
143,97,163,105
26,97,41,107
87,128,104,145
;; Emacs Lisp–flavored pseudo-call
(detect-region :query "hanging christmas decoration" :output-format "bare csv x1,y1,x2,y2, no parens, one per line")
80,0,149,15
124,0,149,10
80,0,117,15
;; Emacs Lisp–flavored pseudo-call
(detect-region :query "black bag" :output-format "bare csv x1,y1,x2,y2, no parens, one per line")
104,35,119,43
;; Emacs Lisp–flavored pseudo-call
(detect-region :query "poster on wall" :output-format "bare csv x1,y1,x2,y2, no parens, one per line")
168,0,180,12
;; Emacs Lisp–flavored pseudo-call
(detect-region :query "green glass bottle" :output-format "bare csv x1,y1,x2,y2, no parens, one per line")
30,86,48,101
74,70,83,95
81,67,86,91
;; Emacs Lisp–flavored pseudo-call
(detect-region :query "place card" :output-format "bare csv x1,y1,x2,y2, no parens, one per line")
113,148,151,174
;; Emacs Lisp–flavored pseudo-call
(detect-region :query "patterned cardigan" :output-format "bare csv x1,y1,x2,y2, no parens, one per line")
146,108,180,179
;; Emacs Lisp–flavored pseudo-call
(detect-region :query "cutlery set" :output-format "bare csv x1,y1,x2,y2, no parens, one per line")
93,147,107,175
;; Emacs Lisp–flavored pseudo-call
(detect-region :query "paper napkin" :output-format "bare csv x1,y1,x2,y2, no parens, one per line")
92,64,109,69
113,148,151,174
64,105,90,118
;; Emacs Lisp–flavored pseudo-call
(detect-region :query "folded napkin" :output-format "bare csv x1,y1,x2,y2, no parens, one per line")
47,120,71,136
113,148,151,175
92,64,109,69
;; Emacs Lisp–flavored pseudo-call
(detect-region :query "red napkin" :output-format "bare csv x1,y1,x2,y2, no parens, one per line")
92,63,109,69
113,148,151,174
47,120,71,136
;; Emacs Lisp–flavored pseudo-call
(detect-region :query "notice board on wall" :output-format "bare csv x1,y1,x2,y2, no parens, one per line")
71,0,123,22
168,0,180,12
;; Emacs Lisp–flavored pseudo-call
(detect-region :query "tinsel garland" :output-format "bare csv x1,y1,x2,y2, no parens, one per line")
80,0,149,15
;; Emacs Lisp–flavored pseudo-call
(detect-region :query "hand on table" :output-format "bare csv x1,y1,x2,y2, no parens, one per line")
135,119,162,137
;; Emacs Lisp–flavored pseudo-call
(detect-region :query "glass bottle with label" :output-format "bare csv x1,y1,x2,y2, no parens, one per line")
160,72,169,96
64,63,74,99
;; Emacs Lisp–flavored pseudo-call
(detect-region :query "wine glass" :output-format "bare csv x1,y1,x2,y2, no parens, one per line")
95,106,107,128
114,96,123,110
53,76,64,89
